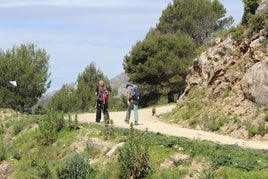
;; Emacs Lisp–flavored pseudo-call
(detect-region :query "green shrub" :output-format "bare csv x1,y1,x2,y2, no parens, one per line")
208,118,221,132
37,161,52,179
0,138,6,161
13,119,24,135
67,113,80,131
263,39,268,47
248,125,259,138
57,153,95,179
248,13,264,33
0,121,5,134
30,156,52,179
248,6,268,34
264,110,268,122
162,138,180,148
258,120,267,137
48,111,65,132
222,86,232,98
118,124,151,179
210,144,266,171
200,167,214,179
233,114,239,123
247,120,267,137
229,25,247,44
37,119,58,145
189,117,199,126
12,150,21,160
37,111,65,145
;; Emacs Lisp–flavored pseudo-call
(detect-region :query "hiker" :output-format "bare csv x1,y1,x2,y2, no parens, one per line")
124,80,139,125
95,80,110,123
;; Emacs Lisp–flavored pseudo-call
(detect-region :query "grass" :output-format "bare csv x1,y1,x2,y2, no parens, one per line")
215,167,268,179
1,111,268,178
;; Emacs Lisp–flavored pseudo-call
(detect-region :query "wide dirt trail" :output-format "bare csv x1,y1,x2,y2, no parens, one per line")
77,104,268,150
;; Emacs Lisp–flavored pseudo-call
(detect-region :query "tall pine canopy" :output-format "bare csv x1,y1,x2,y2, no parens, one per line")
124,30,195,105
0,43,51,112
241,0,261,25
157,0,233,46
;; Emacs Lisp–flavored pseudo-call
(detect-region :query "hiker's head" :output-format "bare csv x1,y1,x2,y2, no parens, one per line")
128,79,133,85
99,80,104,86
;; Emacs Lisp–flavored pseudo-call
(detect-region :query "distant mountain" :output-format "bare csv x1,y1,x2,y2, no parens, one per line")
42,90,56,100
109,72,129,98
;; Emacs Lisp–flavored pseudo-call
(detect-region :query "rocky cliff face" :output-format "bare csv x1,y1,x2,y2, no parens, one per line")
256,0,268,14
179,29,268,105
176,27,268,139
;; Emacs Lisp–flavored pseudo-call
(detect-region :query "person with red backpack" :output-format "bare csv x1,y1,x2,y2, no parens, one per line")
95,80,110,123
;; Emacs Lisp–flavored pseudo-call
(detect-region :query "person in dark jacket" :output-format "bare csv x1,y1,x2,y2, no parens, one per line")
95,80,110,123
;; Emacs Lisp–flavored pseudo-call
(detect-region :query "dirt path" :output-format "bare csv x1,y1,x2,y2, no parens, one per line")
77,104,268,150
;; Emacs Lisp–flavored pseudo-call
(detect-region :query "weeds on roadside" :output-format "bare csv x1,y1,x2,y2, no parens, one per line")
57,152,95,179
103,117,114,141
118,123,151,179
37,110,65,145
67,113,80,130
0,137,6,161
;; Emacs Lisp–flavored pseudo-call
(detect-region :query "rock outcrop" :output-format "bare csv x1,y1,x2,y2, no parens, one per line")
178,36,239,102
256,0,268,14
179,28,268,106
176,25,268,139
241,58,268,106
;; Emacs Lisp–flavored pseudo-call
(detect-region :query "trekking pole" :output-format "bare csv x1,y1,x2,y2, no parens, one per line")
9,81,18,117
102,102,105,120
12,86,18,117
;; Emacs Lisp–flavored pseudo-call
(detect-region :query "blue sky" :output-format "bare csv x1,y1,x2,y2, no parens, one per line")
0,0,244,93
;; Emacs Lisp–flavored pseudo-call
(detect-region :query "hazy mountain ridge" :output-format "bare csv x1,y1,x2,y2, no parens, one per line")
109,72,129,98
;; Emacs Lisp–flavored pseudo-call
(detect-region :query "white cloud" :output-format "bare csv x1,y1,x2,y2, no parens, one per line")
0,0,170,8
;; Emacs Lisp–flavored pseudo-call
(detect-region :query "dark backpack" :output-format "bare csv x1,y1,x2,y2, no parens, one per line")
130,84,140,100
98,86,109,103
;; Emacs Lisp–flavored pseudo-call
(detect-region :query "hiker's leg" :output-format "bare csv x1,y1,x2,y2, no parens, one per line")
96,101,102,122
133,102,138,123
103,103,110,120
125,103,132,122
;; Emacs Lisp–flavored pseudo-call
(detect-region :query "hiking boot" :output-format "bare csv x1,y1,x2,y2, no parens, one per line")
124,119,129,124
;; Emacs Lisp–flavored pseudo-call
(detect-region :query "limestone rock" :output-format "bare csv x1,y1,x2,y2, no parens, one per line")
241,58,268,106
256,0,268,14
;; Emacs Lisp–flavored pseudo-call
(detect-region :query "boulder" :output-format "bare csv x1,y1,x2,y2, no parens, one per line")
256,0,268,14
241,57,268,106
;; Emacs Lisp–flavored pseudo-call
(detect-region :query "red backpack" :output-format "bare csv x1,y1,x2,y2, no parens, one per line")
98,86,109,103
